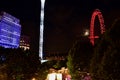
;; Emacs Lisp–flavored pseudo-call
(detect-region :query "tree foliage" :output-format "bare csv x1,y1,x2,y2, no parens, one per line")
0,47,41,80
90,18,120,80
67,37,93,79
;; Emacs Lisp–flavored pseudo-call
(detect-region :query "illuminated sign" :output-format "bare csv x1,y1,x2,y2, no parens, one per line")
0,12,21,48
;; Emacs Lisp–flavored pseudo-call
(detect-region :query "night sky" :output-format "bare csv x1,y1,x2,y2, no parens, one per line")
0,0,120,53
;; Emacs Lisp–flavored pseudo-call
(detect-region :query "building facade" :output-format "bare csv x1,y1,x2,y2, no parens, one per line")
0,12,21,48
19,35,30,50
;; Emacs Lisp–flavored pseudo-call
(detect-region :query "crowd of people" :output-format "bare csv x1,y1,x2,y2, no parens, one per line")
45,67,71,80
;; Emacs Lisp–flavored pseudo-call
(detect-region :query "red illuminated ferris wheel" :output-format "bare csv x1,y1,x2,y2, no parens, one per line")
89,9,105,46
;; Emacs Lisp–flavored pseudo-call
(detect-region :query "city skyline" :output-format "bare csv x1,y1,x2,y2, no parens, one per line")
0,0,120,53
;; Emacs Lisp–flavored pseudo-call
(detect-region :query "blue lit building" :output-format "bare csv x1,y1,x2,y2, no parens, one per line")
0,12,21,48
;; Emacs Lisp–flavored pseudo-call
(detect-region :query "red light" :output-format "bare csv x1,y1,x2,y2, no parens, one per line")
89,9,105,45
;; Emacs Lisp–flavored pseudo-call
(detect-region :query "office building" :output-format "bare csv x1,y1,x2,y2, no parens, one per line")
19,35,30,50
0,12,21,48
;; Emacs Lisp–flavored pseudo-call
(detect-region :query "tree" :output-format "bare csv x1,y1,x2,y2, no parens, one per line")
67,37,93,79
90,18,120,80
4,48,41,80
67,47,76,79
99,18,120,80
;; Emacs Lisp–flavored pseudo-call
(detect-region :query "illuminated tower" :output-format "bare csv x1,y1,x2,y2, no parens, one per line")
39,0,45,60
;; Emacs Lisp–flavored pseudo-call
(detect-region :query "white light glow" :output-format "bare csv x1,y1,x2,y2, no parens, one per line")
39,0,45,60
84,29,89,36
